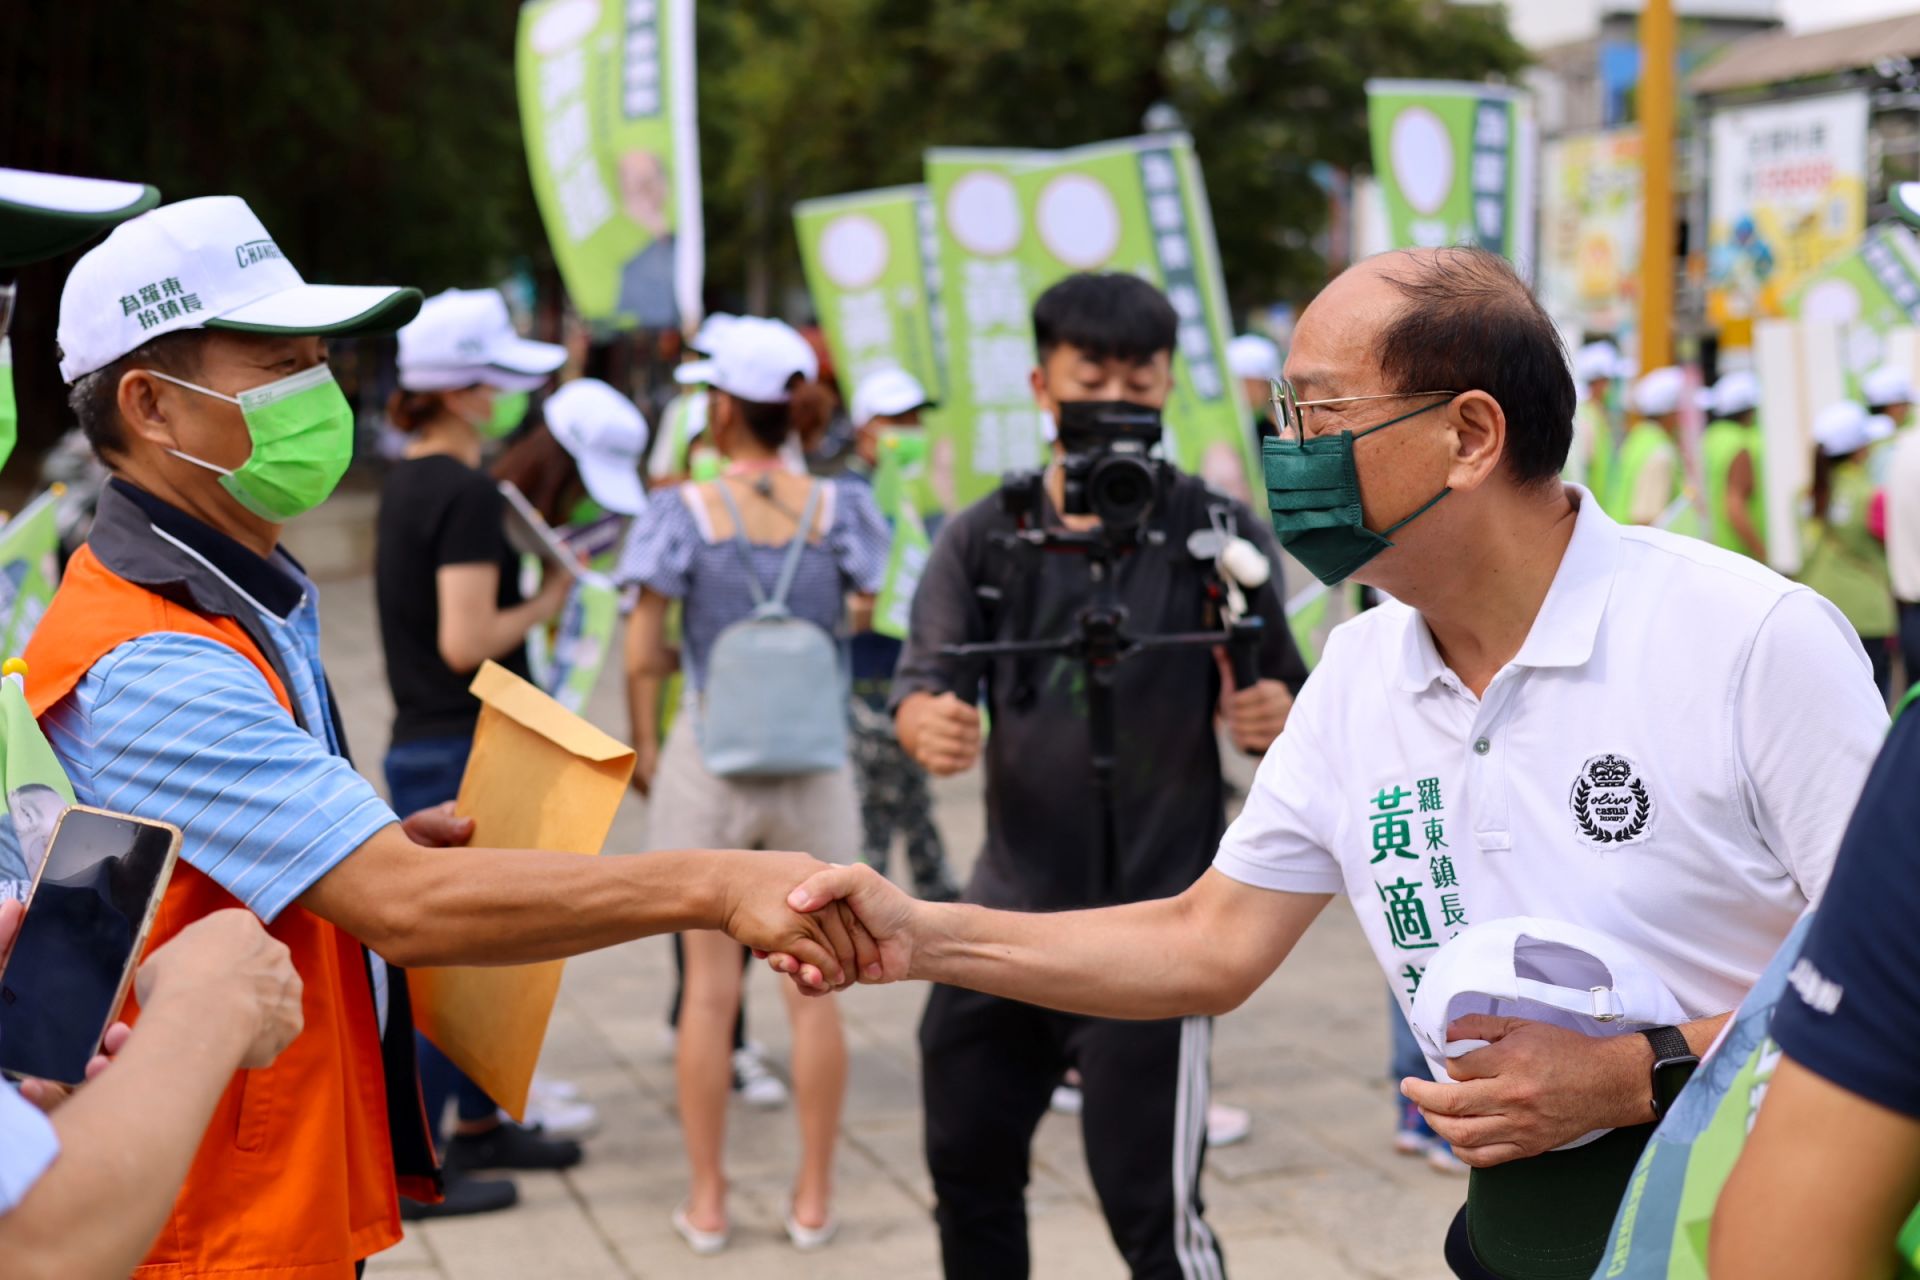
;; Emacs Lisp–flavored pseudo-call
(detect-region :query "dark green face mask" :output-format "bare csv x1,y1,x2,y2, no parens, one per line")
1262,399,1452,586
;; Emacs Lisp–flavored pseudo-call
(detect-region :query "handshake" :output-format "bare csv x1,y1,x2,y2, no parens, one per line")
712,853,922,993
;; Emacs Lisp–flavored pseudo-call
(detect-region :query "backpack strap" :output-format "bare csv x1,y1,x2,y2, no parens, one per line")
769,482,825,610
711,480,770,609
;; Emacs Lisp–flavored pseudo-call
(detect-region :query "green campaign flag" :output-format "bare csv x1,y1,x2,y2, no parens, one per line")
0,338,16,476
0,670,76,901
874,500,933,642
1791,221,1920,335
526,568,622,715
870,427,931,521
0,490,63,667
516,0,702,329
927,136,1255,510
794,186,943,398
1366,80,1536,278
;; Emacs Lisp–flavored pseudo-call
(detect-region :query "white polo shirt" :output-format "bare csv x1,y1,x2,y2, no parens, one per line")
1215,487,1888,1024
0,1081,58,1213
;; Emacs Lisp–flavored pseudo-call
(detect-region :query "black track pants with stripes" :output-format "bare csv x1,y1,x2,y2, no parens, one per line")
920,984,1227,1279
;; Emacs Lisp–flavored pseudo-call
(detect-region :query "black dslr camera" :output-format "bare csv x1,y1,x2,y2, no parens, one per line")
999,400,1167,539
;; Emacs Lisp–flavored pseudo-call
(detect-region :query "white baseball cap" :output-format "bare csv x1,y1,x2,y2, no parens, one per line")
1862,364,1915,410
687,311,740,356
0,167,160,268
1227,333,1282,383
674,316,818,403
1710,369,1759,418
1631,366,1684,418
1814,400,1893,457
543,378,649,517
398,288,566,392
57,195,421,382
1574,340,1622,384
1410,916,1687,1148
850,367,930,428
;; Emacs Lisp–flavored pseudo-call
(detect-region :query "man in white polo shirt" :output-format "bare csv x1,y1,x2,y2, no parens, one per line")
774,246,1887,1279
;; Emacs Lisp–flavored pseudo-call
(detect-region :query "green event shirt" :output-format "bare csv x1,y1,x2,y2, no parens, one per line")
1797,458,1896,637
1606,421,1697,536
1702,420,1768,558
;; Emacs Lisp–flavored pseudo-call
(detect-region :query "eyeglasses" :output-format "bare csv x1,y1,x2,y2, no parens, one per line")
1268,379,1458,443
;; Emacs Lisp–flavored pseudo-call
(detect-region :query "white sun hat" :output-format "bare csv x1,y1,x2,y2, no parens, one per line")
397,288,566,392
676,316,818,403
1574,340,1622,384
0,166,160,268
1227,333,1282,383
1813,400,1891,458
1862,364,1915,411
1631,366,1684,418
1709,370,1760,418
543,378,650,517
57,195,421,382
850,366,930,428
1410,916,1687,1149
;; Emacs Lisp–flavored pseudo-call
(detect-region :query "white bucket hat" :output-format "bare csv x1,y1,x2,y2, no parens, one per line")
674,316,818,403
1710,369,1760,418
850,366,930,428
1410,916,1687,1149
1631,366,1684,418
0,166,160,268
1814,399,1893,458
57,195,421,382
398,288,566,392
1862,364,1915,411
543,378,650,517
1574,340,1623,384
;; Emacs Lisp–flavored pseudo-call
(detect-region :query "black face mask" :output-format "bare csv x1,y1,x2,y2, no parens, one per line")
1054,399,1164,452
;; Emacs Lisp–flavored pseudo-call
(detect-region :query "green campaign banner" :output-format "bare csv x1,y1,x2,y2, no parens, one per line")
0,490,63,668
927,136,1255,510
1791,222,1920,335
516,0,702,329
794,186,943,400
873,501,933,642
0,669,76,903
1366,80,1535,278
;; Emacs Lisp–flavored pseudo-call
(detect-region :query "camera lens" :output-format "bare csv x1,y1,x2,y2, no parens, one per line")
1089,455,1156,527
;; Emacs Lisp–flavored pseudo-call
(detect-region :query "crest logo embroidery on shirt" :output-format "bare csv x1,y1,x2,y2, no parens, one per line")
1568,753,1653,845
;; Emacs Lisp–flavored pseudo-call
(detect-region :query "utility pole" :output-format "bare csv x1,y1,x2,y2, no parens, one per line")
1638,0,1677,370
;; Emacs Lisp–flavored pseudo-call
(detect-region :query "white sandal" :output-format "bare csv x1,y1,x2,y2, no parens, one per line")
672,1204,730,1255
786,1208,839,1251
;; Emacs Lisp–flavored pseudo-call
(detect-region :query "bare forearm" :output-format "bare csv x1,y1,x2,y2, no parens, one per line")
0,998,253,1279
628,672,661,749
1602,1012,1730,1127
1729,506,1766,562
322,843,724,969
908,890,1325,1020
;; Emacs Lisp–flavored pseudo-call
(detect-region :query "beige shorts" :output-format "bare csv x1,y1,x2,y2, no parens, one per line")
648,714,861,860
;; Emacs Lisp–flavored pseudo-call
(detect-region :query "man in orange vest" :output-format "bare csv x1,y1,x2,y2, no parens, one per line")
25,194,870,1279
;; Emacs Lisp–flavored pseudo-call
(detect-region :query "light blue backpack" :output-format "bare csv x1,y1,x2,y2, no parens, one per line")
697,482,848,778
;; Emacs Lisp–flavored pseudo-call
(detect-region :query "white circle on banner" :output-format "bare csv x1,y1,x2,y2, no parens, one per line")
1801,278,1862,325
946,171,1022,257
529,0,600,54
1390,106,1454,216
1036,174,1121,268
819,213,890,290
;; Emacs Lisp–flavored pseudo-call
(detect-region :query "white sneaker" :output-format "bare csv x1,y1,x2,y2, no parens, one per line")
527,1094,600,1140
1049,1085,1084,1116
1392,1129,1430,1157
672,1204,729,1255
1206,1103,1251,1148
733,1047,789,1109
1427,1142,1470,1176
531,1073,581,1102
786,1210,839,1251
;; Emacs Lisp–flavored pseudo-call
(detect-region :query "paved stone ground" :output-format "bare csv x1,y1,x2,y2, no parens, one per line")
295,500,1465,1280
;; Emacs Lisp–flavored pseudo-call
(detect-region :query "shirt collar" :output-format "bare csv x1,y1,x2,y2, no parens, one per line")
1395,485,1621,693
108,479,306,620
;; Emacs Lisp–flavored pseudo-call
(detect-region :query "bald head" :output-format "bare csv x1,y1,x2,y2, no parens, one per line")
1290,247,1574,485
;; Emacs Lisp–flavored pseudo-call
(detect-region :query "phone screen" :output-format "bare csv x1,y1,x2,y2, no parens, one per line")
0,809,177,1084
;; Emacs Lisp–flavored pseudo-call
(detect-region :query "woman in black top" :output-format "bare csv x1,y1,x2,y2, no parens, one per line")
374,287,574,1218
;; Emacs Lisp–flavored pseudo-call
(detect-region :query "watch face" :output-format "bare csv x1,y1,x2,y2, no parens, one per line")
1652,1056,1699,1117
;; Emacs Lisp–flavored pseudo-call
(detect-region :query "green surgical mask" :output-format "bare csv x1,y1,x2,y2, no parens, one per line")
1262,400,1452,586
150,364,355,522
484,389,530,440
0,338,15,477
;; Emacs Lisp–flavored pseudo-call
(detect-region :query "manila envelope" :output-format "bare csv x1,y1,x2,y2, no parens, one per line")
408,660,636,1120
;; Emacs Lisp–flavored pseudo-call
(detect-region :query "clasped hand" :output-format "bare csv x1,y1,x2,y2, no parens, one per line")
727,861,920,994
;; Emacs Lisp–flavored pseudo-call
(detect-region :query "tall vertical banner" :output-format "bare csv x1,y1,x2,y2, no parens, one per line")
0,490,62,665
1792,222,1920,340
1365,80,1536,279
794,186,943,397
1540,128,1642,337
516,0,703,329
926,136,1253,509
1707,91,1869,334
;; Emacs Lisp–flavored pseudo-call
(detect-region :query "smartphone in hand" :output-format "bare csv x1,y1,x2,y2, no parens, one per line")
0,806,181,1084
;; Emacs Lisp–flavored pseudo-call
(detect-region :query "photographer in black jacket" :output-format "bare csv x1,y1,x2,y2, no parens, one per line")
892,273,1308,1279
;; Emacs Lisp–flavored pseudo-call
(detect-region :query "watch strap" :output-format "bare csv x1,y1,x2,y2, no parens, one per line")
1640,1024,1691,1065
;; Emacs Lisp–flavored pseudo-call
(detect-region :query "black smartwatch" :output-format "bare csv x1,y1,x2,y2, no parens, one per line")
1640,1025,1699,1122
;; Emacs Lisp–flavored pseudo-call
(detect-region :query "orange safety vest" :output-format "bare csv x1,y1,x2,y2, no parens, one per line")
23,545,438,1278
